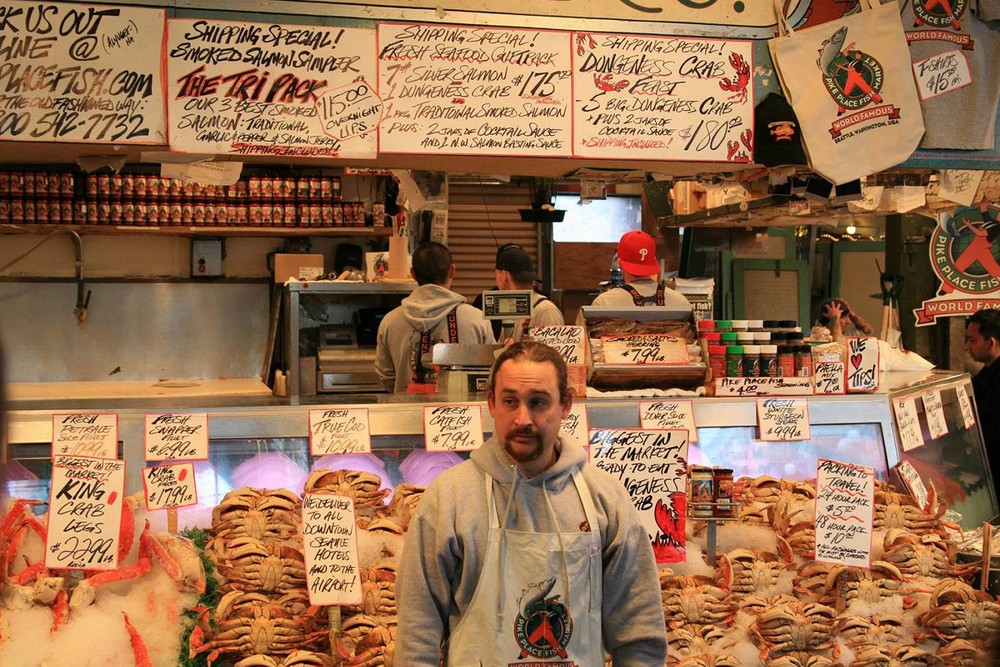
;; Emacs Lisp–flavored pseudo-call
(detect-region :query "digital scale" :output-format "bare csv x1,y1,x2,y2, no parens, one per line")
480,290,533,320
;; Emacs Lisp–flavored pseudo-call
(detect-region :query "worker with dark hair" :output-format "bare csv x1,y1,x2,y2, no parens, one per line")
967,308,1000,502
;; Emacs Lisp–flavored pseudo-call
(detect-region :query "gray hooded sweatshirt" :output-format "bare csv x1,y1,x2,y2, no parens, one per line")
375,283,495,393
396,433,668,666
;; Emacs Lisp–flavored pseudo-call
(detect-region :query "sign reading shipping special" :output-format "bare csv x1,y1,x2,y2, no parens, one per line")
588,428,688,563
144,413,208,461
714,376,814,397
46,455,126,570
528,325,587,365
813,361,846,395
756,398,810,441
142,462,197,511
572,32,753,163
814,458,875,568
0,1,166,143
301,492,362,606
846,337,879,393
309,408,372,455
52,413,118,459
601,334,688,365
559,405,589,451
423,404,484,452
639,400,697,442
167,18,379,159
377,23,573,156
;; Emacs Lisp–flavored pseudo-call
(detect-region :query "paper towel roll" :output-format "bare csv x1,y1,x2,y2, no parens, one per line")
387,236,410,279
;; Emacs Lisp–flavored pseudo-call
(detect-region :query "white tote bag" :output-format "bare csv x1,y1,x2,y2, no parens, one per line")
768,0,925,185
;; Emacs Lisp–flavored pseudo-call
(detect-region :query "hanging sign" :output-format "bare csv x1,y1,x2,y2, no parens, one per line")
559,405,589,451
377,23,573,156
639,400,697,442
814,459,875,569
142,462,198,511
46,455,126,570
166,18,378,158
846,337,879,393
814,362,846,395
922,390,949,440
144,413,208,461
423,404,484,452
956,383,976,429
302,492,363,606
601,334,688,365
52,413,118,459
528,326,587,365
309,408,372,455
757,398,810,441
893,396,924,451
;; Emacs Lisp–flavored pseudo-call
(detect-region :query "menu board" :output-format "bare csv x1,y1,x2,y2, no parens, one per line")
52,413,118,459
167,18,378,158
142,462,197,511
144,413,208,461
815,459,875,569
377,23,572,155
572,32,753,162
309,408,372,456
302,492,362,606
0,2,165,143
46,455,126,570
639,400,697,442
846,337,879,393
423,404,484,452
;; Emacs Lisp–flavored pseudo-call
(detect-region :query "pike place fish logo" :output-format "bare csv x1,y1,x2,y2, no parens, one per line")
513,577,573,661
912,0,967,31
932,206,1000,295
817,26,884,116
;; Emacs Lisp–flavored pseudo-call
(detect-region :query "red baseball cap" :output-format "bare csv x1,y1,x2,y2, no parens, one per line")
617,230,659,276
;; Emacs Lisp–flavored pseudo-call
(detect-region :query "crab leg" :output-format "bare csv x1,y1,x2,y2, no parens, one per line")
122,611,153,667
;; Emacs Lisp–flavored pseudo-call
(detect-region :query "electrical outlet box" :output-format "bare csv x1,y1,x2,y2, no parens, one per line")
192,238,223,277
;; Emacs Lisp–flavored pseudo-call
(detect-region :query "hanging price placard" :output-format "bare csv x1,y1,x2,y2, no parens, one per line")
309,408,372,455
142,463,198,510
424,404,484,452
144,413,208,461
757,398,810,441
46,455,126,570
639,400,697,442
52,414,118,459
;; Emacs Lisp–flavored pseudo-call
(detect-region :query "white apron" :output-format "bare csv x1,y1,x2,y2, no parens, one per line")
446,470,604,667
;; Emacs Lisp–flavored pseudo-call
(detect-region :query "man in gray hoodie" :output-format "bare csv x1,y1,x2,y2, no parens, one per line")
397,340,667,665
375,241,495,393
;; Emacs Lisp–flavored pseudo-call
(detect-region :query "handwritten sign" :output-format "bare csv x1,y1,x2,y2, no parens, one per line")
589,428,688,563
639,400,697,442
144,413,208,461
572,33,753,162
893,397,924,452
601,334,688,365
559,405,589,451
922,391,949,440
814,362,845,395
529,325,587,365
302,493,362,606
938,169,984,207
956,383,977,429
46,455,125,570
757,398,810,441
714,376,814,397
309,408,372,455
167,18,378,158
142,463,197,510
912,50,971,101
0,1,165,143
895,460,929,511
52,413,118,459
815,459,874,568
423,404,484,452
377,23,573,155
846,337,879,393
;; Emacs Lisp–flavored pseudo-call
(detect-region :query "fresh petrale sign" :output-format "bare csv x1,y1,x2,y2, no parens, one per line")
914,206,1000,325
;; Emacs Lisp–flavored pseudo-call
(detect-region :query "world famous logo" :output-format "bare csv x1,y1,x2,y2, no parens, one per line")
912,0,966,31
513,577,573,662
817,26,884,117
932,205,1000,295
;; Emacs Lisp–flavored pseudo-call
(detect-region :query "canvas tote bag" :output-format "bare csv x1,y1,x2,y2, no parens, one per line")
768,0,925,185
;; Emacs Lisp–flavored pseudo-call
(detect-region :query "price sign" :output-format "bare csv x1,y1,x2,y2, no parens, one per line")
814,362,845,395
757,398,810,441
639,400,697,442
559,406,589,451
601,334,688,365
922,391,949,441
912,50,971,101
52,414,118,459
846,337,879,393
46,455,126,571
714,376,814,397
309,408,372,455
956,383,976,430
895,460,929,511
893,397,924,451
144,413,208,461
142,463,197,510
528,326,587,365
423,404,484,452
588,429,688,564
815,459,874,569
302,493,362,606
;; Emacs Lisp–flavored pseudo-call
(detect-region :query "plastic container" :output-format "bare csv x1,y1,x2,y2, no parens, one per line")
742,344,760,377
730,319,749,332
713,468,735,517
778,320,798,332
726,345,744,378
715,320,733,332
753,331,771,343
777,345,797,377
708,345,727,379
697,320,717,333
763,320,781,331
720,332,738,345
690,466,714,517
736,331,754,344
747,320,764,332
760,344,778,377
796,345,815,377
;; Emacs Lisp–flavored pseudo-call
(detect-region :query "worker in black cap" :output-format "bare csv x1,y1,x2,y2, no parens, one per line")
495,244,564,342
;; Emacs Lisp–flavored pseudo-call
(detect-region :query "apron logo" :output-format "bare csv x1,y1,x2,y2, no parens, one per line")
512,578,573,661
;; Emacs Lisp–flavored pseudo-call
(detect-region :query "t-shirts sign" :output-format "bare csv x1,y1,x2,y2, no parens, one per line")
46,455,126,570
639,400,697,442
301,492,362,606
814,459,875,569
142,462,197,511
423,404,484,452
757,398,810,441
601,334,688,365
0,1,166,143
846,337,879,393
309,408,372,455
528,326,586,365
52,413,118,459
144,413,208,461
912,50,972,101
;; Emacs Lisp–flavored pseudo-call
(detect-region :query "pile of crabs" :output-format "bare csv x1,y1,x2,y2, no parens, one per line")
189,469,422,667
661,475,999,667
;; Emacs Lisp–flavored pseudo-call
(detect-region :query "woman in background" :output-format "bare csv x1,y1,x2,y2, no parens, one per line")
815,297,874,341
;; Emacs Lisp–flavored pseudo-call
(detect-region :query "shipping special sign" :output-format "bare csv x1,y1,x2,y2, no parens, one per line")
166,18,379,159
0,1,166,143
301,492,362,606
377,23,573,156
572,32,753,162
46,455,126,570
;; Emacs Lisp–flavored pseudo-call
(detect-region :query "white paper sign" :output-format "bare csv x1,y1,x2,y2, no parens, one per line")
559,406,589,451
920,392,948,441
846,337,879,393
956,383,976,429
144,413,209,461
46,455,126,570
529,326,587,365
309,408,372,455
895,460,929,511
301,492,362,606
714,376,814,397
424,404,484,452
52,414,118,459
893,397,924,452
142,463,198,510
813,362,845,395
639,400,697,442
601,334,688,365
938,169,984,207
757,398,810,441
815,459,874,569
912,50,972,101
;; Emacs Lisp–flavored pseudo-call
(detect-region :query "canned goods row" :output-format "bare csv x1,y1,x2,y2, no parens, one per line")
247,176,341,201
0,171,75,198
689,466,735,518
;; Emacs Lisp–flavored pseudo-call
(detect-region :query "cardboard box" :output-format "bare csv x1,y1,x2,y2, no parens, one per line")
274,253,324,283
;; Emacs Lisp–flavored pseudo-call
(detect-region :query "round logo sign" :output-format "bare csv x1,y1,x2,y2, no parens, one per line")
931,207,1000,295
513,597,573,659
912,0,967,29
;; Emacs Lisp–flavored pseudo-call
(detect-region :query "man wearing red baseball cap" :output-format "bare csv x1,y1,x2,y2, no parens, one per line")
591,230,691,309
